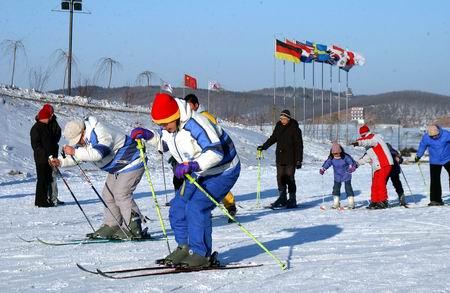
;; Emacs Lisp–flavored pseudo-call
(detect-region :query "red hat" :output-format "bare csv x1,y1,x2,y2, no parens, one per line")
359,124,370,136
151,93,180,124
37,104,54,120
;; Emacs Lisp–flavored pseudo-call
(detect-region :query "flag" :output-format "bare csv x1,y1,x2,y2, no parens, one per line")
329,45,348,67
160,80,173,93
285,39,313,63
208,81,222,91
306,41,331,63
275,39,301,63
184,74,197,89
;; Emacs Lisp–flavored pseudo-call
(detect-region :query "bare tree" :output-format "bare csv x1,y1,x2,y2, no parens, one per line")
95,57,122,88
75,77,94,99
28,66,51,92
136,70,154,88
1,39,26,86
52,49,78,94
123,85,135,107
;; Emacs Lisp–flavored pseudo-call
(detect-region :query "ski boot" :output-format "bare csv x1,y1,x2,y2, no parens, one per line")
270,190,288,208
347,196,355,209
332,195,340,209
398,194,407,206
86,224,120,239
156,245,190,266
227,204,237,223
179,250,211,268
111,211,144,240
286,193,297,209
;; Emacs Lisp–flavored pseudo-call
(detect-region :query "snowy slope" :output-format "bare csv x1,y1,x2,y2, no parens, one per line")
1,89,450,292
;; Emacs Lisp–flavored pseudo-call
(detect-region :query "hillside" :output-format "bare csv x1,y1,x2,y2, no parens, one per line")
53,85,450,127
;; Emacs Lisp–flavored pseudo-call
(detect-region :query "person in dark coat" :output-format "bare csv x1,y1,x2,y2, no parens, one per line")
30,104,61,207
257,109,303,208
386,143,406,206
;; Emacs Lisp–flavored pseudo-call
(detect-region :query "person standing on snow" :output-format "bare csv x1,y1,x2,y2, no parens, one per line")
415,124,450,206
49,116,146,239
257,109,303,209
386,143,406,206
184,93,238,222
320,143,358,209
350,125,393,209
130,93,240,268
30,103,62,207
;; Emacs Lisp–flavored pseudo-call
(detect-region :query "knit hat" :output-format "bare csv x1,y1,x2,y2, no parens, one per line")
63,119,85,146
280,109,291,119
427,125,439,137
331,142,341,154
359,124,370,136
37,104,54,120
151,93,180,124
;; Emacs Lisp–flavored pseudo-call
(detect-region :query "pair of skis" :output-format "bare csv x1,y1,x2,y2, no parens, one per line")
77,262,262,279
17,235,155,246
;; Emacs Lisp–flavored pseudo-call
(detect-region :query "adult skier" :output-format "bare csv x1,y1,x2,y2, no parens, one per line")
49,116,146,239
131,93,240,268
415,124,450,206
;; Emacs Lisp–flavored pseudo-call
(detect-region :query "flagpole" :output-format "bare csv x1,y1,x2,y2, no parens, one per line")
293,63,296,119
321,62,324,142
346,70,349,144
283,60,286,107
303,62,306,133
329,64,333,141
207,87,210,112
337,68,341,142
312,60,315,140
273,40,277,127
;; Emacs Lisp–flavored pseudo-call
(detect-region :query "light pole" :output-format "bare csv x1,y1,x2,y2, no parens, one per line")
60,0,83,96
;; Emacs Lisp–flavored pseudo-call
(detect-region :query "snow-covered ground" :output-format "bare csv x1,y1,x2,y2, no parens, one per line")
1,89,450,292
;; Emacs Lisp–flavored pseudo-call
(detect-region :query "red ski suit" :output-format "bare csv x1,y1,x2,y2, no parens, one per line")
356,133,394,202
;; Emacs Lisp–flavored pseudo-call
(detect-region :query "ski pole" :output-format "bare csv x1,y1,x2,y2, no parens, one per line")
68,154,133,239
160,152,169,206
400,167,416,204
417,161,429,197
256,149,263,208
137,140,171,254
51,164,96,233
185,174,287,270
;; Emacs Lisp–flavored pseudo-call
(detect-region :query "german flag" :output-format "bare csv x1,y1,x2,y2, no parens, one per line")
275,39,301,63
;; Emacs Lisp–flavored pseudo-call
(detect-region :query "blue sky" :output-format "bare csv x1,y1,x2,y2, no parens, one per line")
0,0,449,95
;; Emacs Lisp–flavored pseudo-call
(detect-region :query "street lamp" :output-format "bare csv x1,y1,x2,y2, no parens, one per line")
60,0,82,96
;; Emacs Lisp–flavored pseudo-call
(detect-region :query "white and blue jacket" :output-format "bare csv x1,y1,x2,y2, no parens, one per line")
148,98,240,177
59,116,143,174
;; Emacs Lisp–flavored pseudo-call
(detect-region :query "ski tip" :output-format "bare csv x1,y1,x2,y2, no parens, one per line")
96,269,115,279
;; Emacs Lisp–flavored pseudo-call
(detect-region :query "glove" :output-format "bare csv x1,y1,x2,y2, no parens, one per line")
130,127,154,140
350,141,359,147
257,145,264,151
174,161,200,179
414,156,420,163
348,165,356,173
296,161,302,169
319,168,325,175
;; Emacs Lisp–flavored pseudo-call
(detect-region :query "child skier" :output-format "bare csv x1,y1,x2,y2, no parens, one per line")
320,143,358,209
386,143,406,206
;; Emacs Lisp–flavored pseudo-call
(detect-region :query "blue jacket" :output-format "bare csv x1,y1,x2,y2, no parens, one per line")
322,154,357,183
417,126,450,165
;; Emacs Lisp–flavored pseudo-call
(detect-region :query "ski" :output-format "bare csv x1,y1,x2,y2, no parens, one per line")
76,263,172,275
96,263,263,279
17,235,35,243
35,236,155,246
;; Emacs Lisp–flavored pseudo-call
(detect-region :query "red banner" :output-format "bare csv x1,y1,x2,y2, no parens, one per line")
184,74,197,89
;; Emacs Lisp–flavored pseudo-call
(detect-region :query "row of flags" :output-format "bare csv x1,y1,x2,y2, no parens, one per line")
275,38,365,71
160,74,223,94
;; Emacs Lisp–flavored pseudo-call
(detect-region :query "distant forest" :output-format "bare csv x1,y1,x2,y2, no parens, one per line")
53,86,450,127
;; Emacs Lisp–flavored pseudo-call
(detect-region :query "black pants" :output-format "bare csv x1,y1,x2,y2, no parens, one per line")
429,162,450,203
332,180,354,198
387,172,404,197
35,162,53,206
276,164,296,194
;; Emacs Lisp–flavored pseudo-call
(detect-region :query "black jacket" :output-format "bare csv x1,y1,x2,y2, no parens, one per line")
30,115,61,165
261,119,303,165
